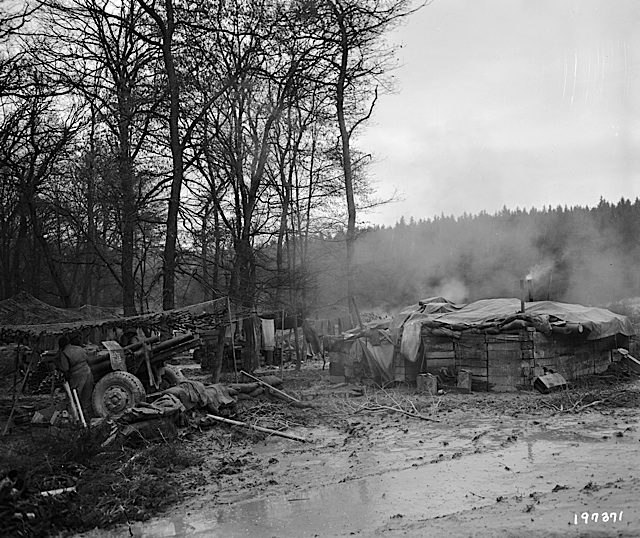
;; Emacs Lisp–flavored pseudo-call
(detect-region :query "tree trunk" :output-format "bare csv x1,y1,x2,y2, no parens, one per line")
335,27,357,318
139,0,183,311
200,201,212,301
11,205,28,296
118,90,137,316
29,201,72,307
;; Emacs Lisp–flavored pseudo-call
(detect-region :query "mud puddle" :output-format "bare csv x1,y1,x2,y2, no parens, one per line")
83,426,639,538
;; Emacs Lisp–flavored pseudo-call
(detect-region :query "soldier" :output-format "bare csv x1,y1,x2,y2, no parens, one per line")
119,327,140,348
57,334,94,420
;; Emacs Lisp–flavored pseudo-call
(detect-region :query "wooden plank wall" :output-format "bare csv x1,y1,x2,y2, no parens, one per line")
416,329,616,391
534,333,587,381
420,335,455,376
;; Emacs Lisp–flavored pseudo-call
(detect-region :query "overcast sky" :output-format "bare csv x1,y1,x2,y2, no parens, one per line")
360,0,640,226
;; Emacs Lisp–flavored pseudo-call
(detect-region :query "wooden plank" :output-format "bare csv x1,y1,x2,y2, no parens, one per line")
455,341,487,353
457,358,489,367
456,351,487,361
534,332,583,349
423,350,456,359
459,334,487,343
595,350,611,363
486,334,522,342
458,365,488,376
485,333,531,343
489,350,521,361
489,363,521,376
535,355,574,368
471,379,488,392
521,349,534,359
488,374,520,384
487,342,523,352
423,358,455,369
421,338,454,352
533,348,576,359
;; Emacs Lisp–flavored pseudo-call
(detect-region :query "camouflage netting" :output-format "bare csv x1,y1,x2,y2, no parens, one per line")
0,292,86,326
0,293,236,350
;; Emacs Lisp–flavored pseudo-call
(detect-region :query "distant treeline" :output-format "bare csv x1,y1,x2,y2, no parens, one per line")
312,197,640,315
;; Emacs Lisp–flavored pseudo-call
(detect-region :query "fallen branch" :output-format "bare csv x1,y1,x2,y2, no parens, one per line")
40,486,77,497
359,404,440,423
240,370,313,408
205,414,307,442
574,400,602,412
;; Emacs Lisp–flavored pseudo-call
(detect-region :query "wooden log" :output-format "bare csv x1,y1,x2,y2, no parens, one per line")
205,414,306,442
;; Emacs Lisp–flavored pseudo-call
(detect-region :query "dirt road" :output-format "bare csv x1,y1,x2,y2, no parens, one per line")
80,365,640,538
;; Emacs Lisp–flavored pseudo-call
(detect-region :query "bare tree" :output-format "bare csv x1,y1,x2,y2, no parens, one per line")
36,0,166,314
0,82,80,304
316,0,424,314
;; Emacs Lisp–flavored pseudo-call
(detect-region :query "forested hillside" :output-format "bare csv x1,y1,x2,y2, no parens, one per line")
313,198,640,316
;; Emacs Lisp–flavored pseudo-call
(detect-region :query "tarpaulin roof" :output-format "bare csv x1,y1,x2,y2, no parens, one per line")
401,298,635,340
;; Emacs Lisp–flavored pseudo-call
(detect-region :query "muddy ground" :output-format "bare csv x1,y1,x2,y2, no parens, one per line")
2,359,640,537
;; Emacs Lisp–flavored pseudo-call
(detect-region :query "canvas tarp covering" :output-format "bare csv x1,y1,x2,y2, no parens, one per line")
401,298,635,341
326,296,635,385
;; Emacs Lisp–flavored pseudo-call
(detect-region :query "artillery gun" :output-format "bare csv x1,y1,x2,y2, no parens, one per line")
87,332,201,417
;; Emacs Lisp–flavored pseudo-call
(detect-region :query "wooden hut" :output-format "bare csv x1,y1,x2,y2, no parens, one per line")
326,297,635,391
